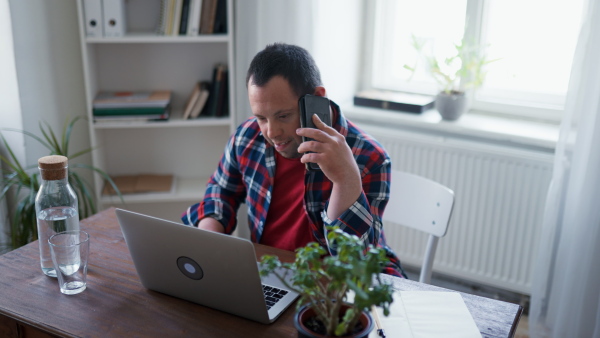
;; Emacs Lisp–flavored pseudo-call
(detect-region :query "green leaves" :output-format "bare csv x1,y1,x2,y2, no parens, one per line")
405,34,498,94
1,135,40,251
1,116,122,252
258,226,393,336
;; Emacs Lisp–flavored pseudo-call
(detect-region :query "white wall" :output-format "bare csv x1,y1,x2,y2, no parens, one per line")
234,0,315,125
0,1,24,251
312,0,364,106
9,0,89,167
0,2,23,142
233,0,364,122
1,1,90,249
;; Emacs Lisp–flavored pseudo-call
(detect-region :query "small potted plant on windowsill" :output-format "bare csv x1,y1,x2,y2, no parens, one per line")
259,226,394,338
405,36,497,121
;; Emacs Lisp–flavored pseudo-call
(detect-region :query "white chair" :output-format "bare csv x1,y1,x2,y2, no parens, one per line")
383,170,455,284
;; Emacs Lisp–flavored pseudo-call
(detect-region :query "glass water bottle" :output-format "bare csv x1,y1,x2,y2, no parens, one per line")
35,155,80,277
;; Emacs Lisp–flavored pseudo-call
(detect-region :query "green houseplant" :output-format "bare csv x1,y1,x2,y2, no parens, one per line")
260,226,394,337
405,35,497,120
0,116,120,252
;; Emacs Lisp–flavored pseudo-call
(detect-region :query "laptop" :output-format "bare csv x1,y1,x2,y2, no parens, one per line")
115,208,299,324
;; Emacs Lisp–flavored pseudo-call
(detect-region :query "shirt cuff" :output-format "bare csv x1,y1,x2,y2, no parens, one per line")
321,193,373,231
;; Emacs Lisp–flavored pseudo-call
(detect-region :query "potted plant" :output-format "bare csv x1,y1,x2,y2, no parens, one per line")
0,116,120,252
260,226,394,337
405,36,497,120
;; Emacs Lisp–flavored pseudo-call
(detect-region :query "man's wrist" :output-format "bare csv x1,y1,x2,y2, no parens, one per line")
198,216,225,233
327,180,362,221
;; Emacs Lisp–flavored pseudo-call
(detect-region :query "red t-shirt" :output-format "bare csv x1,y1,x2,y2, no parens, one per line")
260,152,314,251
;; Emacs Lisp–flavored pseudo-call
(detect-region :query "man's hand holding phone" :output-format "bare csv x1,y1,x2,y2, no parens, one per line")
296,94,362,219
298,94,358,178
297,113,361,185
297,110,362,221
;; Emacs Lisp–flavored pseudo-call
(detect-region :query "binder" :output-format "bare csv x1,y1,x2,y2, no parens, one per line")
205,0,219,34
103,0,126,37
171,0,183,36
199,0,217,34
212,0,227,34
204,64,225,116
156,0,169,35
83,0,103,37
165,0,176,35
179,0,191,35
186,0,202,36
215,67,228,116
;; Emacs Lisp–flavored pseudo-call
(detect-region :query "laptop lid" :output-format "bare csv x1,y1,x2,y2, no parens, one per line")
115,208,299,324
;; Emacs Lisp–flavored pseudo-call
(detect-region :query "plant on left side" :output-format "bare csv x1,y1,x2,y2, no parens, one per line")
0,116,120,252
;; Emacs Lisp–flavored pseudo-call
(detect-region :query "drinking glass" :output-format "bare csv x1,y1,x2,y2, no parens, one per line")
48,230,90,295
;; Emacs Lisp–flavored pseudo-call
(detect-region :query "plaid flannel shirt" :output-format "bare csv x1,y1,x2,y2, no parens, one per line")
183,101,405,277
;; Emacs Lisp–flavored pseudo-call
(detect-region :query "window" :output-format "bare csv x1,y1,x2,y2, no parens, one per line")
368,0,586,122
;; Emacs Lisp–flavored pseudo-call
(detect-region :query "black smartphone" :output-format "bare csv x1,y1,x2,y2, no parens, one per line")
299,94,332,171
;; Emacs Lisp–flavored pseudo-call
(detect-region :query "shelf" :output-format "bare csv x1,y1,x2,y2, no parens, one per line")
101,176,209,204
93,116,232,129
86,33,230,44
77,0,235,220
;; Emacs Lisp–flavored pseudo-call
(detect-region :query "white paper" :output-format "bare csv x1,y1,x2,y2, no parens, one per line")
369,291,481,338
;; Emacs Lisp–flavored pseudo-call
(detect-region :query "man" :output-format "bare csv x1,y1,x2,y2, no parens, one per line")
183,43,405,277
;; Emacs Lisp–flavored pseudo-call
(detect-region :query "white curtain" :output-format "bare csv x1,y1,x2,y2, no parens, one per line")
233,0,315,126
231,0,315,238
232,0,364,125
529,0,600,336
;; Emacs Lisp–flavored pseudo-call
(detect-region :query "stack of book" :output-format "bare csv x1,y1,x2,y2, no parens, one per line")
93,90,172,122
157,0,227,36
181,63,228,119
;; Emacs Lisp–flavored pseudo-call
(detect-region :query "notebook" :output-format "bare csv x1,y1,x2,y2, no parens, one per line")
115,208,299,324
368,291,481,338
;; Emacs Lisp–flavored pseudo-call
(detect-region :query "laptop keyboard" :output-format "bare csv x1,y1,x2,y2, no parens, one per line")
262,285,288,310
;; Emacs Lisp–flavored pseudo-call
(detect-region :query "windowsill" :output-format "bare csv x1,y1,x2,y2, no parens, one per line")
341,102,559,153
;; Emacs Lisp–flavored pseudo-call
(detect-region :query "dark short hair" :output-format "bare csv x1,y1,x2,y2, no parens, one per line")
246,43,322,98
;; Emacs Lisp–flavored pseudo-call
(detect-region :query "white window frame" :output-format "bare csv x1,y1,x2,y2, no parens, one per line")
362,0,572,124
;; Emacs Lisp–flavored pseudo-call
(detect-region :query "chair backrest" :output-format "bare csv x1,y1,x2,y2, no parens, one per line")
383,170,455,284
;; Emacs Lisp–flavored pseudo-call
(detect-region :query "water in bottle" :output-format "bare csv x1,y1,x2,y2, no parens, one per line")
35,156,80,277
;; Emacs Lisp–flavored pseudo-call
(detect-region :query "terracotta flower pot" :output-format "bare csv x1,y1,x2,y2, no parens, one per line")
294,304,374,338
435,91,468,121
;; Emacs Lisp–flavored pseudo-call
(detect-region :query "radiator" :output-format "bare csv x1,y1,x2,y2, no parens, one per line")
367,126,553,295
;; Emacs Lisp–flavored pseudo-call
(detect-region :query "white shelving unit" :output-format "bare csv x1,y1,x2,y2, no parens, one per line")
76,0,235,222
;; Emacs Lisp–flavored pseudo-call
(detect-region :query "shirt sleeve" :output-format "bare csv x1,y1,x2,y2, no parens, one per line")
320,158,390,248
320,157,406,278
181,132,246,234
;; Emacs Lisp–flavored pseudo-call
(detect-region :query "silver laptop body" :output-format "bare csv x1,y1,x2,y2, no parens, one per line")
115,208,299,324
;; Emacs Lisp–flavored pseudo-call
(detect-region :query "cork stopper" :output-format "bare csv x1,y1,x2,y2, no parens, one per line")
38,155,68,180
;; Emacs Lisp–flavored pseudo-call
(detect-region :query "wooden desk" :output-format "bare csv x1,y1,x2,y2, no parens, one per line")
0,208,522,337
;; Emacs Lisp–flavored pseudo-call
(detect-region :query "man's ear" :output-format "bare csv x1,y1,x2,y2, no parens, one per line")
314,86,327,97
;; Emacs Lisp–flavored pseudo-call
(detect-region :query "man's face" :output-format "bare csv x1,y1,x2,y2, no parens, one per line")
248,76,303,159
